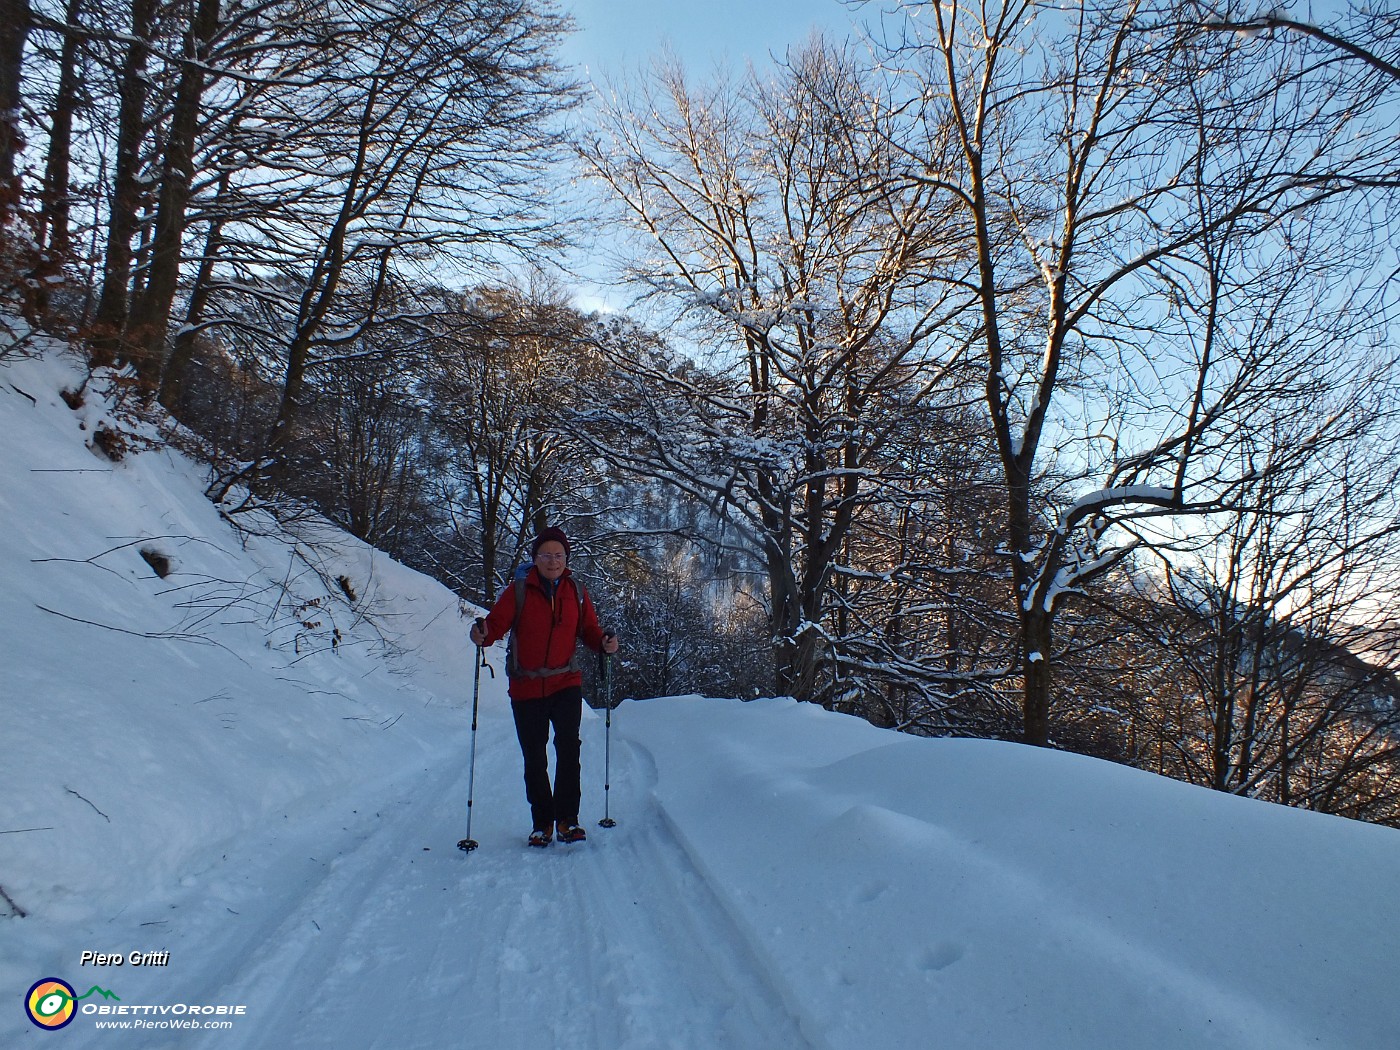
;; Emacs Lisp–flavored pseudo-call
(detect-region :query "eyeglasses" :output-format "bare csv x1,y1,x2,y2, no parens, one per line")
536,553,566,561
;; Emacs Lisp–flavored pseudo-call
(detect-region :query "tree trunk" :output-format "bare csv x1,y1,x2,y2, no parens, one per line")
266,78,367,464
131,0,221,387
37,0,83,259
0,0,28,191
1,0,33,319
159,171,228,410
1210,611,1238,792
1021,607,1053,747
90,0,157,369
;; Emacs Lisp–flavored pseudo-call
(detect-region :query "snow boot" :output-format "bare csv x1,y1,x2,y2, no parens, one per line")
556,823,587,844
528,828,553,848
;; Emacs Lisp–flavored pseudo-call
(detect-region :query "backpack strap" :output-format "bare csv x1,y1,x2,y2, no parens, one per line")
506,572,588,681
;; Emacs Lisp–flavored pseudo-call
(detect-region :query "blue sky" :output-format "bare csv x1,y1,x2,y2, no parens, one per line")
559,0,868,79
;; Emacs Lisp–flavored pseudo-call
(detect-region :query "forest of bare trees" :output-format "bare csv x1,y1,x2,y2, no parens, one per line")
2,0,1398,824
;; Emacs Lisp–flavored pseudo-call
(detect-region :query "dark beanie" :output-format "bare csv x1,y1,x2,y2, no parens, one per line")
531,526,570,560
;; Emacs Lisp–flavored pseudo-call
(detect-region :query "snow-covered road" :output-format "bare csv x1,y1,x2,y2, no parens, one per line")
160,712,812,1050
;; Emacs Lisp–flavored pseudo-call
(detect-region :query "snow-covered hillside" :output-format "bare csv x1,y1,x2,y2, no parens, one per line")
3,346,1399,1050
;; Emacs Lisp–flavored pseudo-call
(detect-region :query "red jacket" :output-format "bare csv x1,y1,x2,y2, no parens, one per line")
479,568,606,701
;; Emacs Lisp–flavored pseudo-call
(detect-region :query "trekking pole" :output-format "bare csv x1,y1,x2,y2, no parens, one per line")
458,624,493,852
598,648,617,828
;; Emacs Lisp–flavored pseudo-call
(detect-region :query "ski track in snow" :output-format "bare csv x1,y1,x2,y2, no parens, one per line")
116,714,812,1050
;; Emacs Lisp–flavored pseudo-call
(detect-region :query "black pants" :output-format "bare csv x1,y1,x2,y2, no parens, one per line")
510,685,582,831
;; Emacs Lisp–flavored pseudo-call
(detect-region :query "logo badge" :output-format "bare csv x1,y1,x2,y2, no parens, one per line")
25,978,77,1031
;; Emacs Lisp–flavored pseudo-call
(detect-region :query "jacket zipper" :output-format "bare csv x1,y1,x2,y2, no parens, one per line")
543,584,557,666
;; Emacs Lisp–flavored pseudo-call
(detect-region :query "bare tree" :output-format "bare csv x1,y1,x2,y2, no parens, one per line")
195,0,576,471
869,0,1397,744
123,0,221,379
424,282,604,599
580,39,972,703
1124,337,1400,819
298,346,432,555
88,0,160,367
19,0,573,423
32,0,85,262
155,1,363,409
829,401,1020,734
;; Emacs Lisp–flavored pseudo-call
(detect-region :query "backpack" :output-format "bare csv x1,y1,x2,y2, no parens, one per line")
506,569,588,680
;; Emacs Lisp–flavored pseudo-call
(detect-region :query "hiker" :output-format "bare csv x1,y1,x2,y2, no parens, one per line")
470,527,619,847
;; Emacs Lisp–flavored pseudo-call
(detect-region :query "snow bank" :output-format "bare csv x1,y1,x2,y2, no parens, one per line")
619,695,1400,1050
0,349,475,932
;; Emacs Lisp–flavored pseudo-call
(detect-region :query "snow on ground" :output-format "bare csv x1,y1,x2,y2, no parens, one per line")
3,344,1400,1050
623,697,1400,1049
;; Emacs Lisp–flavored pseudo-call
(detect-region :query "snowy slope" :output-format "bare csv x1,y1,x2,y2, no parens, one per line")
3,345,1400,1050
621,697,1400,1049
